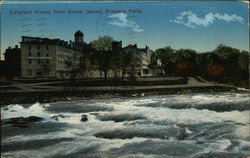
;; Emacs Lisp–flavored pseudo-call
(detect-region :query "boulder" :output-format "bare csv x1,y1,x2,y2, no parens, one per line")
51,114,66,121
81,115,88,122
5,116,43,128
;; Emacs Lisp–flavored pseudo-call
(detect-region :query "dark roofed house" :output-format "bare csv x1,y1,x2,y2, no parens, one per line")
0,45,21,80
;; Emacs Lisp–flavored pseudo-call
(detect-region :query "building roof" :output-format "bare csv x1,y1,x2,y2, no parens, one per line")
20,36,60,45
20,36,83,51
123,44,150,52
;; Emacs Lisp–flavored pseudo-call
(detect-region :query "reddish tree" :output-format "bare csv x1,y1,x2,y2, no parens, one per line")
176,61,193,76
207,64,226,81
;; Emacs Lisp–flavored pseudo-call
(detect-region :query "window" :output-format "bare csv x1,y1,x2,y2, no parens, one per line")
28,45,31,50
46,53,49,57
38,60,40,64
143,69,149,74
29,52,31,56
46,60,49,64
37,46,40,50
37,52,40,57
36,71,42,76
29,59,32,64
46,46,49,50
28,69,32,75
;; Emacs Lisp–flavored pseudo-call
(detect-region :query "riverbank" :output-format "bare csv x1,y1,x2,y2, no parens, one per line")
0,85,243,106
1,77,248,105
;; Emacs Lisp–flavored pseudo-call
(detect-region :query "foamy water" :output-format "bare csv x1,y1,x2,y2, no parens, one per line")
1,93,250,158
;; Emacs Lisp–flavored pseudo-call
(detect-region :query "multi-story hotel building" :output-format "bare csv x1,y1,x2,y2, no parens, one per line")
20,31,84,79
19,30,153,79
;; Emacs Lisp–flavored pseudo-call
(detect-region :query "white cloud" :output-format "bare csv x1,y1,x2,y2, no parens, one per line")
171,11,244,28
239,0,249,5
106,13,144,32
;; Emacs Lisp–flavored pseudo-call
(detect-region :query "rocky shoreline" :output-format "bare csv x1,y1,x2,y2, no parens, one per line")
0,85,243,106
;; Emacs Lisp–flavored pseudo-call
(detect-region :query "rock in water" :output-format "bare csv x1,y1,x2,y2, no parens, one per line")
81,115,88,122
140,93,145,97
5,116,43,128
27,116,43,122
51,114,66,121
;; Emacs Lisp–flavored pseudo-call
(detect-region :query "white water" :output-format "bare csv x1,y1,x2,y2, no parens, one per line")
1,93,250,158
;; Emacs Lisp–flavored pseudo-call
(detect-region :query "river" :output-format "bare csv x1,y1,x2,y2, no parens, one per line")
1,92,250,158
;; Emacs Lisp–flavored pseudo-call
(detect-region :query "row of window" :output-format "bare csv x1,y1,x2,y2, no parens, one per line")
28,45,49,50
28,59,49,64
58,54,70,59
57,46,72,53
57,60,72,65
29,52,49,57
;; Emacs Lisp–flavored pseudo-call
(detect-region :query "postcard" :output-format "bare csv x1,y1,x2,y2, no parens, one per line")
0,1,249,158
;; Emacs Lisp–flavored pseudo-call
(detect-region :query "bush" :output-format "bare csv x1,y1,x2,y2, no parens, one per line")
207,64,226,82
176,61,194,76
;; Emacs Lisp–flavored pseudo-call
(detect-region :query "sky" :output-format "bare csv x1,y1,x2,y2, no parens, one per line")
0,1,249,59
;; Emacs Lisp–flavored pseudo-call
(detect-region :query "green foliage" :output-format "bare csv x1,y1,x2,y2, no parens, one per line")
91,36,114,51
150,46,175,76
90,36,116,79
175,49,197,63
238,51,249,71
214,44,240,59
120,50,135,79
151,44,249,87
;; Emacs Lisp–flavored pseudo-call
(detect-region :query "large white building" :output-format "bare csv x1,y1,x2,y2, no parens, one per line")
20,31,154,79
122,44,153,77
20,34,83,79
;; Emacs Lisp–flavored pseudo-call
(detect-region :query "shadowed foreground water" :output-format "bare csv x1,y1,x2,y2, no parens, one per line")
1,93,250,158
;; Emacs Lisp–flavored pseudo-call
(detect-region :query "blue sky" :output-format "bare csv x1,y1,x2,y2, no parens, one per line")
0,1,249,58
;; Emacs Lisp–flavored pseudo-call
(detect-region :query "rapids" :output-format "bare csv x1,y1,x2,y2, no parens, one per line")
1,92,250,158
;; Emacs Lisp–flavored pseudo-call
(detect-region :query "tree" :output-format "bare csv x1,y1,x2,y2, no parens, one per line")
153,46,175,76
91,36,113,52
149,52,160,76
213,44,241,81
214,44,240,60
207,64,226,82
237,51,249,80
238,51,249,72
176,61,194,76
91,36,115,79
120,50,135,79
175,49,197,75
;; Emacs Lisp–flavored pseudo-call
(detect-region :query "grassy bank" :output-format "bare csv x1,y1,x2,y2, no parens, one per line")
49,78,188,87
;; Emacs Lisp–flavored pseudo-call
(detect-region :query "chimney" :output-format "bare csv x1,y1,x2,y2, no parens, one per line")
70,40,74,48
134,44,137,48
15,45,18,49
